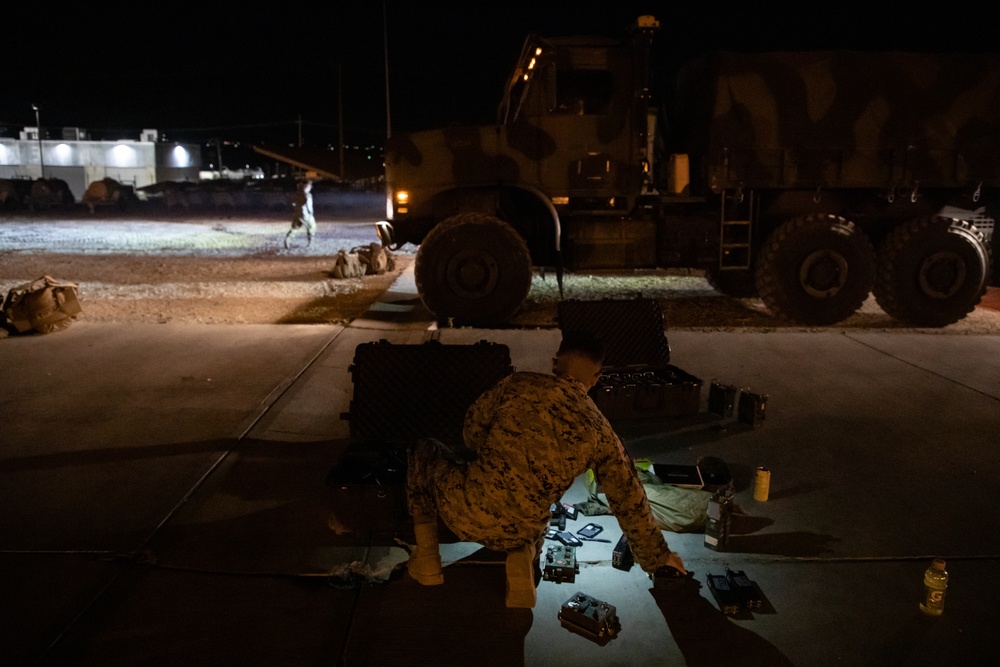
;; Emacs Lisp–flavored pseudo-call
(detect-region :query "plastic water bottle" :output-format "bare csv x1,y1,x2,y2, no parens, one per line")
919,558,948,616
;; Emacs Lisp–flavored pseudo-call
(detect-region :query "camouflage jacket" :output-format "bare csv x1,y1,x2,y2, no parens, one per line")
439,371,674,571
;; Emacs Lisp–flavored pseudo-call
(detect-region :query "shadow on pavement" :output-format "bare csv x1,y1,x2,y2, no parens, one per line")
651,577,795,667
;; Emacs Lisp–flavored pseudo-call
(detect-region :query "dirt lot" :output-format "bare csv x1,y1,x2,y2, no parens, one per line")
2,213,999,333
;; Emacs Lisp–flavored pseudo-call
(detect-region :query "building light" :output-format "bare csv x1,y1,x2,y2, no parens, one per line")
54,143,73,165
171,145,192,168
109,143,138,168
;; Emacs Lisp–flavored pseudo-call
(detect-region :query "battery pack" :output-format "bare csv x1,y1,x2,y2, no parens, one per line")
612,534,634,572
726,569,764,610
708,380,738,418
738,390,767,428
707,573,742,616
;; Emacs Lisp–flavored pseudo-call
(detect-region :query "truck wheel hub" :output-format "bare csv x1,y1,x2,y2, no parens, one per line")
447,250,499,299
918,251,966,299
799,249,848,298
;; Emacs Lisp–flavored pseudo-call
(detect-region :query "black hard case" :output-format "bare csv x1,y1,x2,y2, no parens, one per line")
342,339,514,447
328,339,514,534
556,299,703,420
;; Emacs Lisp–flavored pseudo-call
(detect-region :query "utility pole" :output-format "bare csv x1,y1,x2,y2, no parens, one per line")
383,1,391,139
31,104,45,178
338,63,345,180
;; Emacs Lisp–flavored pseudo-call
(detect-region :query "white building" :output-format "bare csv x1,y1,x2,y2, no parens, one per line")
0,128,201,202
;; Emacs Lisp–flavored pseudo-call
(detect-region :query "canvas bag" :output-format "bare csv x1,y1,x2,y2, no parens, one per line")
353,243,395,275
331,250,365,279
2,275,82,334
584,466,713,533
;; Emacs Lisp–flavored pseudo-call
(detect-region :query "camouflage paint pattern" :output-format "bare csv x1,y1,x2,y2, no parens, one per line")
406,371,676,572
669,51,1000,192
384,30,652,247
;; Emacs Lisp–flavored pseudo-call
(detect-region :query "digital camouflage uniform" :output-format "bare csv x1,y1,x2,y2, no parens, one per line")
406,371,676,572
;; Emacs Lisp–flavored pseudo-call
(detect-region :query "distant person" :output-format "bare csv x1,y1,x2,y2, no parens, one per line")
405,329,686,608
285,179,316,248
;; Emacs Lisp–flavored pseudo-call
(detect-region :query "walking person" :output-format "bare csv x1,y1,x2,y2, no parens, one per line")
285,179,316,248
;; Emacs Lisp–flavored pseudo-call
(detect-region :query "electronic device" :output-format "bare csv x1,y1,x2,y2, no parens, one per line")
726,569,764,610
576,523,603,539
553,530,583,547
612,534,634,571
542,544,579,583
558,592,620,645
707,573,742,616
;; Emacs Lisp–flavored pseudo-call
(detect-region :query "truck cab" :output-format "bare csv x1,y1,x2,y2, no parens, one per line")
381,18,660,325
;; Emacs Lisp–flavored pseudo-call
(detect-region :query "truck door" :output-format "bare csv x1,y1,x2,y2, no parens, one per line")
534,53,633,202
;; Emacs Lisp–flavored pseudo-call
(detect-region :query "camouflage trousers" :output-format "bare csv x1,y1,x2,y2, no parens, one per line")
405,438,545,553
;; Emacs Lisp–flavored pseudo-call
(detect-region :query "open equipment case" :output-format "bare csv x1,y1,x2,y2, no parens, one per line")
556,298,703,420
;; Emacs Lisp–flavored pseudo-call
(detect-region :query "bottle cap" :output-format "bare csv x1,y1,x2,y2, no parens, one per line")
932,558,946,570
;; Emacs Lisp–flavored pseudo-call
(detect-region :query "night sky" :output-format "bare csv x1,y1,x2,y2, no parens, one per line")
3,0,992,150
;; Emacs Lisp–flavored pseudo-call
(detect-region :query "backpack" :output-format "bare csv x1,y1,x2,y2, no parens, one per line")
330,250,365,279
353,242,395,275
2,276,82,334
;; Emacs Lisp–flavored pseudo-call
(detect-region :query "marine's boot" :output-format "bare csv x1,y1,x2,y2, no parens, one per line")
407,520,444,585
505,543,537,608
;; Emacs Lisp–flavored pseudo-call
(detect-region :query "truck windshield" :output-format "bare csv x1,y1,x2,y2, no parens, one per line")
552,69,614,115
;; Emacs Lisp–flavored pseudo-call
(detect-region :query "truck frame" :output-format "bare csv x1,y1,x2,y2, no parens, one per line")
379,16,996,327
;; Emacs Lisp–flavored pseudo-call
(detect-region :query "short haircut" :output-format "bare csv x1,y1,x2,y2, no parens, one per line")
557,329,605,364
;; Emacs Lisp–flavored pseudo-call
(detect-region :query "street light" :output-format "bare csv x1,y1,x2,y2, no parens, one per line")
31,104,45,178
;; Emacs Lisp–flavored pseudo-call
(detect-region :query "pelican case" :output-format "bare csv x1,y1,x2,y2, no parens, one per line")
328,339,514,522
556,299,703,420
341,338,514,447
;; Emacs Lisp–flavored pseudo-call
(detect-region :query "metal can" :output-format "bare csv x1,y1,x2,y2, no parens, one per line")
753,466,771,501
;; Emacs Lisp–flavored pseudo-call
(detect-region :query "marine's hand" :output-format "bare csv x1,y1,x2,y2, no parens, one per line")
663,552,687,576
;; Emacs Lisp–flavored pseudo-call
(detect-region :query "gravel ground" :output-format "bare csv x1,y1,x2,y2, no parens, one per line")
2,214,999,333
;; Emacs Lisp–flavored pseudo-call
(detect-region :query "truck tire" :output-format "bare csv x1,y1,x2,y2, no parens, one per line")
755,215,876,325
705,268,759,297
873,216,991,327
414,213,533,326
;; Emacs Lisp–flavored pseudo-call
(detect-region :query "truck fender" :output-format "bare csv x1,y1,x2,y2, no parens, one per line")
503,182,562,252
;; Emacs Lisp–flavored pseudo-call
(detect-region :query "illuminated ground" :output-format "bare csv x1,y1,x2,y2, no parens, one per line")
1,216,998,332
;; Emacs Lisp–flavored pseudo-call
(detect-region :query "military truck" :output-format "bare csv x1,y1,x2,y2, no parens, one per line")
379,16,996,327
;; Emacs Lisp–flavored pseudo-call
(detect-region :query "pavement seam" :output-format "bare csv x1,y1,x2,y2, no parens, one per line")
34,325,352,663
844,332,1000,403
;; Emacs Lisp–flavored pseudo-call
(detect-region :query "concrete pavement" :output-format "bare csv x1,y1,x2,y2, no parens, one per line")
2,268,999,666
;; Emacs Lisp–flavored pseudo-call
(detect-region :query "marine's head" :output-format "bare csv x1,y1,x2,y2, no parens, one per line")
553,329,605,390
